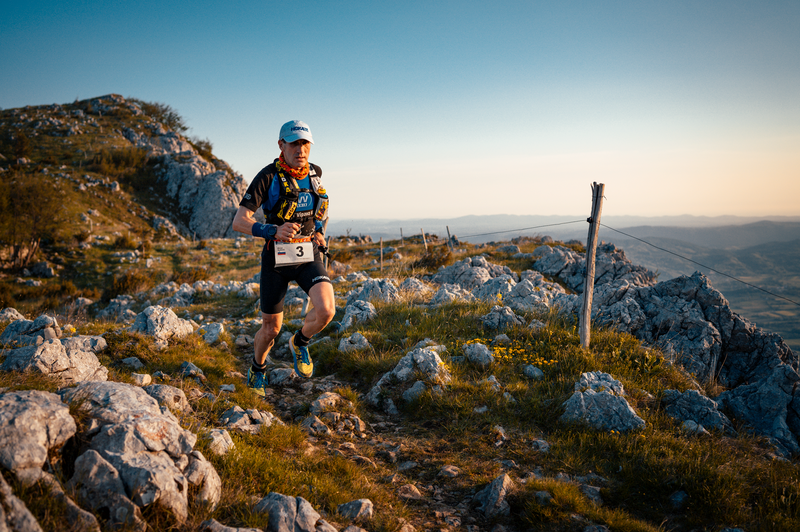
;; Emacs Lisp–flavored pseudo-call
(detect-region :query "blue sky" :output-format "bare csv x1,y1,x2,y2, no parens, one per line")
2,1,798,220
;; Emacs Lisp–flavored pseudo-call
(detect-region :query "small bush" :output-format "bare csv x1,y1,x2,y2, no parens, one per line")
113,233,138,250
74,230,91,244
189,136,214,160
110,270,153,298
91,147,148,178
409,246,452,271
171,266,210,285
330,248,353,263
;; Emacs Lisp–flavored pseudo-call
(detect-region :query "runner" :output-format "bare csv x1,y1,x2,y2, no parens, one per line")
232,120,335,394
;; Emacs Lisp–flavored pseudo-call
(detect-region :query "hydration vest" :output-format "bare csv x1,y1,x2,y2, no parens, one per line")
266,163,329,236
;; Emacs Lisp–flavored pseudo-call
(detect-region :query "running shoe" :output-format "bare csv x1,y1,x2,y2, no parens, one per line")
289,334,314,378
247,366,267,397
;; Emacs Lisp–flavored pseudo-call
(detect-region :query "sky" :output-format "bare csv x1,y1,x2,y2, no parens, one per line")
1,1,799,221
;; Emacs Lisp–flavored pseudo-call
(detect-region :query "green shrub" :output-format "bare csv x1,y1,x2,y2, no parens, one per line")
130,100,188,134
189,136,213,160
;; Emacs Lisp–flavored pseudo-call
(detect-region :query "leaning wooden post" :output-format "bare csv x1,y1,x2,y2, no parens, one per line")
380,237,384,273
580,182,605,350
446,225,453,250
400,228,404,247
421,228,428,252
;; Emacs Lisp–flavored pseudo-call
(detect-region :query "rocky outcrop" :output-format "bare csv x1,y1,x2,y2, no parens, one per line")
533,242,657,293
60,381,219,523
103,93,249,240
432,255,517,290
534,242,799,455
0,315,108,384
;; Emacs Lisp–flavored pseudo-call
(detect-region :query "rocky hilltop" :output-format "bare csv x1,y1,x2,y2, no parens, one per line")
0,94,247,240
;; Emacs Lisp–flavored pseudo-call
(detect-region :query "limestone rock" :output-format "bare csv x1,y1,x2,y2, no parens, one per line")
432,256,516,290
67,449,146,531
0,390,77,473
144,384,192,414
254,492,323,532
130,305,193,348
464,342,494,366
0,308,25,322
200,519,261,532
184,451,222,510
472,473,515,518
560,389,645,432
59,381,201,522
341,301,377,330
717,364,800,455
0,472,43,532
429,283,475,306
201,322,225,344
398,277,432,301
346,278,401,305
310,392,353,415
337,499,373,520
480,305,525,330
2,337,108,384
203,429,235,456
662,389,735,435
576,371,625,396
338,332,371,353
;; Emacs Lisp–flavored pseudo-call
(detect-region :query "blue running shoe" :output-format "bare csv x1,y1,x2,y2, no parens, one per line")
247,366,267,396
289,334,314,378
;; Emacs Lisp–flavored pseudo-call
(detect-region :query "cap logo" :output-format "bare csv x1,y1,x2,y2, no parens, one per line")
291,126,309,132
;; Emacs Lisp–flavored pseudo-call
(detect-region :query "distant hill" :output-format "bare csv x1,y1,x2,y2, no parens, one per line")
327,215,800,247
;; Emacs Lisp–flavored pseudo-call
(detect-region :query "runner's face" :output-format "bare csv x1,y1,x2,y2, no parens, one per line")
279,139,311,169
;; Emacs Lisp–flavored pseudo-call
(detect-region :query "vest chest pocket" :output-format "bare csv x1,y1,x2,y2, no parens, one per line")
274,241,314,266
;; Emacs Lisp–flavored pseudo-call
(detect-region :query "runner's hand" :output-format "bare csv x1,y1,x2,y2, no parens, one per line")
313,232,325,247
276,223,301,240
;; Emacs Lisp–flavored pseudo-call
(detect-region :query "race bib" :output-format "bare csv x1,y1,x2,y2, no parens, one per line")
274,241,314,266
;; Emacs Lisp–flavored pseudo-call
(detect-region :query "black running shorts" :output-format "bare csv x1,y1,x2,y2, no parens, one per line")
259,243,332,314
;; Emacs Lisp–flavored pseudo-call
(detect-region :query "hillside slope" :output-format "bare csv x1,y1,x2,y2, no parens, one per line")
0,94,247,244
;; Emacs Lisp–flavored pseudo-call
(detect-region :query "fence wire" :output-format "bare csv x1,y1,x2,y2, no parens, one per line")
599,223,800,308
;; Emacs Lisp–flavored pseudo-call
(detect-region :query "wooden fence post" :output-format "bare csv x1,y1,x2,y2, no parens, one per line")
580,182,605,350
380,237,384,273
400,228,404,247
446,226,452,250
421,228,428,252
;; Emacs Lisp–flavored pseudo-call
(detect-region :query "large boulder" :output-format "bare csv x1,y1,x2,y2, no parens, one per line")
346,278,401,305
0,390,77,473
59,381,215,523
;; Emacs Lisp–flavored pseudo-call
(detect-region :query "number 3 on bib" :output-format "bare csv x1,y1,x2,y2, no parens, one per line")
274,241,314,266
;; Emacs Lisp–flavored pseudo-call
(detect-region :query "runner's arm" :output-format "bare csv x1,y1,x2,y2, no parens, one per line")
232,207,302,240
